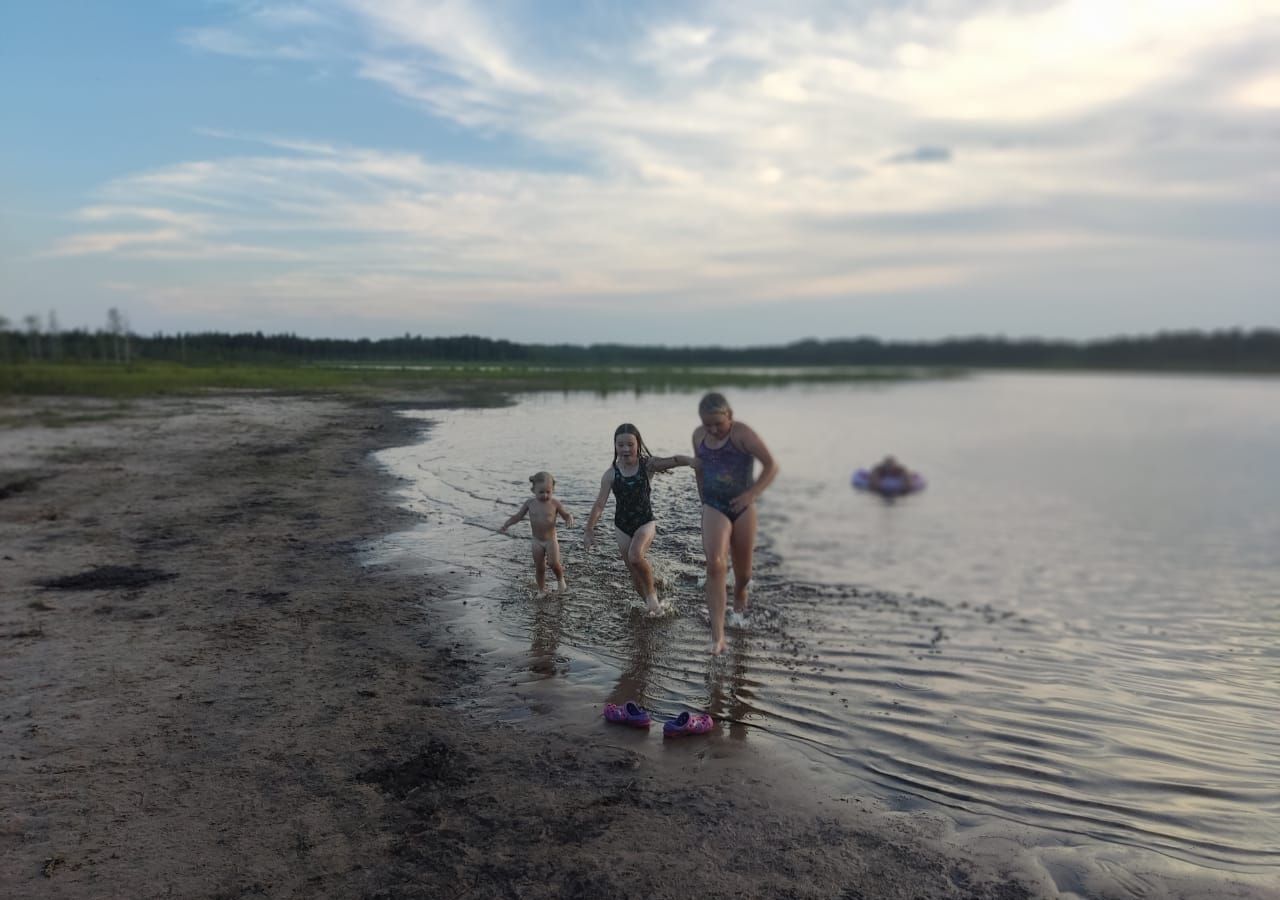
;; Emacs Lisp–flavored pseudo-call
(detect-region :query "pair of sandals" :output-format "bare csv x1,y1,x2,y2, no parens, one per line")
603,701,714,737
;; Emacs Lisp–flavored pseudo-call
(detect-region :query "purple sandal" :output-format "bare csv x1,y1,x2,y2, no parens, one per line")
662,710,715,738
603,701,652,729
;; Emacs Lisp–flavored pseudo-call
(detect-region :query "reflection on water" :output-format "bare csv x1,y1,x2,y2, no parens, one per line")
527,593,569,678
705,642,755,743
371,373,1280,893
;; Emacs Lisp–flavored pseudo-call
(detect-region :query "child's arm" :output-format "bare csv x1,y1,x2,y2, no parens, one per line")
729,423,778,511
498,501,530,534
691,428,706,501
583,469,614,551
555,499,574,528
647,453,697,473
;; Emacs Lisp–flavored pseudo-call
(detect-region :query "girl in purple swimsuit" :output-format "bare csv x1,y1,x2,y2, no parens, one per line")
692,392,779,655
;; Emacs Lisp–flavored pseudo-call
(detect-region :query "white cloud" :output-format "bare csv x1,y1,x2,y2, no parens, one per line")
76,206,209,227
63,130,1247,320
346,0,543,94
50,230,187,257
44,1,1280,333
883,0,1269,120
181,26,323,61
1231,70,1280,109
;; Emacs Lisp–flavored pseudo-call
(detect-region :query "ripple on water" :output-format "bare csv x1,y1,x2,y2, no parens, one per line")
372,385,1280,889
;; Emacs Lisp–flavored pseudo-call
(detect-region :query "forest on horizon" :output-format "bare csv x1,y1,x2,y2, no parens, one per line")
1,318,1277,373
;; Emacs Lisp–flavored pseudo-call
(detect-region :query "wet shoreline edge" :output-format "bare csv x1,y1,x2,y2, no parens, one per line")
1,390,1040,898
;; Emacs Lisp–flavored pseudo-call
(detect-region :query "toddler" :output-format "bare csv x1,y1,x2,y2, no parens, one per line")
500,471,574,592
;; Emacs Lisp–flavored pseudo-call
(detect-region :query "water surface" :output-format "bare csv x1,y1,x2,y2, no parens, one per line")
373,372,1280,895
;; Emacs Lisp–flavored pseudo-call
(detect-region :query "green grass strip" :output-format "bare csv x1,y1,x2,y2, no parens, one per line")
0,361,957,398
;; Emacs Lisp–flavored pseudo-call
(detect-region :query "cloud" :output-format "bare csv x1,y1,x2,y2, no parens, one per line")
175,2,1280,187
76,205,209,227
49,229,188,257
44,1,1280,332
180,26,323,61
885,146,952,165
351,1,544,94
878,0,1270,120
1232,70,1280,109
55,136,991,309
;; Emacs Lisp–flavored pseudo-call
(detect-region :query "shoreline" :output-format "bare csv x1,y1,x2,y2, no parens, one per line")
2,391,1042,898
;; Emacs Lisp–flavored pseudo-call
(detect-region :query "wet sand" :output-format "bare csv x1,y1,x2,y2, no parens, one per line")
0,392,1039,898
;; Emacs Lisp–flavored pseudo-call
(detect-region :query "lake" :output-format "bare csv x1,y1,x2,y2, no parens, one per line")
372,372,1280,896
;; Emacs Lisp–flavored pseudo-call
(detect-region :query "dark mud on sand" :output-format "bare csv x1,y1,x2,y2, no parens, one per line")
1,392,1035,898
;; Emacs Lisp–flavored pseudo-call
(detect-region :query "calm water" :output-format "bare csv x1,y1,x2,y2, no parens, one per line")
372,372,1280,894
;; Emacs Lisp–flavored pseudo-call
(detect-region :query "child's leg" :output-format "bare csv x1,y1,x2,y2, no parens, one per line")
625,523,659,613
613,526,658,610
532,540,547,591
729,505,757,613
548,535,566,589
614,529,646,598
701,507,732,653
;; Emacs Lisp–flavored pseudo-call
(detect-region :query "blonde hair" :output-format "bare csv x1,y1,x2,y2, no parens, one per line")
529,471,555,491
698,392,732,417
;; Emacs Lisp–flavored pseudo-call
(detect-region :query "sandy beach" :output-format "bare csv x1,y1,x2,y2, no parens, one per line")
0,391,1043,898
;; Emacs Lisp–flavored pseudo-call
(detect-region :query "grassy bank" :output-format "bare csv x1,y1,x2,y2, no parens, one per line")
0,361,955,398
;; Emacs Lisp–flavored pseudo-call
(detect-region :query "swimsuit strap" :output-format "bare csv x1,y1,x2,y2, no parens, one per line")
614,460,644,479
698,421,733,452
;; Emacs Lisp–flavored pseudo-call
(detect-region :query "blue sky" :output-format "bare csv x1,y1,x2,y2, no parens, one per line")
2,0,1278,345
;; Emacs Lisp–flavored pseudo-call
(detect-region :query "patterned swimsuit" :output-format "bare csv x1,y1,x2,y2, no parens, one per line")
697,426,755,522
612,462,654,536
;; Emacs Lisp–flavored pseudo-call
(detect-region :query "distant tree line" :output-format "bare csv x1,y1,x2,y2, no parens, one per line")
0,311,1277,372
521,330,1280,371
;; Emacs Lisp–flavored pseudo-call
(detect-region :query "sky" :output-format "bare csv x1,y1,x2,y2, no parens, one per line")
2,1,1278,346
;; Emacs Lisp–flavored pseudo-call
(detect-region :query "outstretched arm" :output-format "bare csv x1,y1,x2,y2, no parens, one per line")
583,469,614,551
555,499,574,528
498,500,530,534
731,424,778,512
647,453,696,474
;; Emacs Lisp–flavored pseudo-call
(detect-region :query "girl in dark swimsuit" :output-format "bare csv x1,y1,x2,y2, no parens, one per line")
693,393,779,654
584,423,696,616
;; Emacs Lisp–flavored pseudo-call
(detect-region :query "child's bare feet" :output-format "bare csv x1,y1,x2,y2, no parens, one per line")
708,638,729,655
644,594,661,616
557,576,568,591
